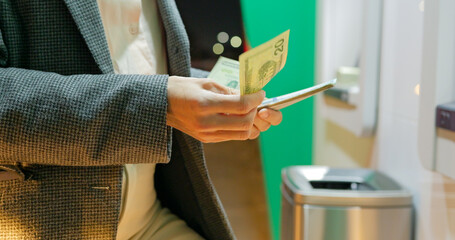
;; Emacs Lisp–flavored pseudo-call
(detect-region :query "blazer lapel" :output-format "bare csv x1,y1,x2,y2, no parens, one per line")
63,0,114,74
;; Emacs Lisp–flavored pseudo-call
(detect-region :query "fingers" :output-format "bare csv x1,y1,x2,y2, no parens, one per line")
200,108,282,137
249,126,260,140
258,108,283,126
167,77,281,143
207,90,265,114
253,115,271,132
200,79,264,114
229,88,241,95
198,130,252,143
202,81,234,95
203,79,240,95
250,109,283,139
198,109,257,132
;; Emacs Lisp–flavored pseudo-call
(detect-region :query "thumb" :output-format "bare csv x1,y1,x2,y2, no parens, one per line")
244,90,266,108
213,90,265,114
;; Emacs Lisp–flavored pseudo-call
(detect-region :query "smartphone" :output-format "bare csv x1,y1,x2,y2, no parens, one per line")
258,79,337,111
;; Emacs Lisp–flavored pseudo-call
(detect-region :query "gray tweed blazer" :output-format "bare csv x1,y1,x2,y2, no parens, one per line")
0,0,235,239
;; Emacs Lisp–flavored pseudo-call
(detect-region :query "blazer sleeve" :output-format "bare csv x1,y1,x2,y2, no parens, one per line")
0,30,171,166
0,67,171,166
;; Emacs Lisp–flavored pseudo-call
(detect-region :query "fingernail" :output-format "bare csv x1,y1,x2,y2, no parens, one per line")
259,110,269,119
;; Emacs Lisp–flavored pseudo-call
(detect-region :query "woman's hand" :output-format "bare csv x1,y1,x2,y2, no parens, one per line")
167,76,265,143
248,108,283,139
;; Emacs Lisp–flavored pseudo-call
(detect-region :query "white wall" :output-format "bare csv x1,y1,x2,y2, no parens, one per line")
313,0,455,239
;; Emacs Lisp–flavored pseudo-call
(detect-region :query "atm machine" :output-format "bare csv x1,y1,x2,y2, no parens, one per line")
418,0,455,179
313,0,382,169
315,0,382,137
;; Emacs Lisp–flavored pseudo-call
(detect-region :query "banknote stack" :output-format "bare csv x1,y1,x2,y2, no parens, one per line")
207,56,240,90
208,30,290,95
208,30,335,110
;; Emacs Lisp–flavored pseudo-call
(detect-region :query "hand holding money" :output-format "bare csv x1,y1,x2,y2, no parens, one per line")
208,29,335,112
166,76,266,143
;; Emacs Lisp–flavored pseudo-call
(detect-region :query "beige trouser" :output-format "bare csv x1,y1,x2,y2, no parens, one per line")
117,164,204,240
128,200,204,240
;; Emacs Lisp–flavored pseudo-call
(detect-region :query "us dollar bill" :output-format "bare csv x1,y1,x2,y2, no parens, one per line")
239,30,290,95
207,56,240,90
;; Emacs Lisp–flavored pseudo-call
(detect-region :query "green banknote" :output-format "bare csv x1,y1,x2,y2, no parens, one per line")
207,56,240,90
239,30,290,95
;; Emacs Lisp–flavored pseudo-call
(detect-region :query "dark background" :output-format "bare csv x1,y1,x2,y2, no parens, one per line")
175,0,245,70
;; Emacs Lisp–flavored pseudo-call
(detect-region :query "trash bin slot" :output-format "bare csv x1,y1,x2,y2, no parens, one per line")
309,180,375,191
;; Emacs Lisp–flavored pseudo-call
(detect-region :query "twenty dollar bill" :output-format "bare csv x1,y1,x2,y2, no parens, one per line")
239,30,290,95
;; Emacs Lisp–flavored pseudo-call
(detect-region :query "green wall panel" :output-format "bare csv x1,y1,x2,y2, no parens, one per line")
240,1,317,239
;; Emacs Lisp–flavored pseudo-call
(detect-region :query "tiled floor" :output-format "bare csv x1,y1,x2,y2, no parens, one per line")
204,139,271,240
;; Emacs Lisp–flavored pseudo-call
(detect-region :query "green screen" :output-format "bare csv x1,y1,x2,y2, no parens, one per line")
240,1,317,239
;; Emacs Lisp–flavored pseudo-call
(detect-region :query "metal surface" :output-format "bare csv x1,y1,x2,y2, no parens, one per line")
281,166,413,240
304,205,411,240
282,166,412,207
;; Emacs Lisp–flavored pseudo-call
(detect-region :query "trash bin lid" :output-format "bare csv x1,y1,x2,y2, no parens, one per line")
282,166,412,207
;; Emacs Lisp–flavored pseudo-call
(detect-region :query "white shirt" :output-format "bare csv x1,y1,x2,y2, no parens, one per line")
96,0,203,239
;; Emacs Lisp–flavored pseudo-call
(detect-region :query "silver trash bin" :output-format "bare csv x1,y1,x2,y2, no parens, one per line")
281,166,412,240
